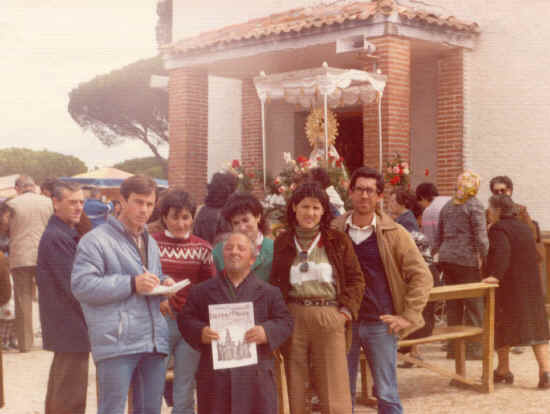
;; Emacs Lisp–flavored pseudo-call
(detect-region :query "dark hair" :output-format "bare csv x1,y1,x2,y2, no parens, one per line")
307,167,331,189
349,166,384,195
159,189,196,222
40,177,57,195
204,172,238,208
286,181,333,230
489,176,514,194
489,194,515,217
415,182,439,202
89,186,101,199
222,192,266,234
52,181,81,201
391,189,419,213
120,175,157,200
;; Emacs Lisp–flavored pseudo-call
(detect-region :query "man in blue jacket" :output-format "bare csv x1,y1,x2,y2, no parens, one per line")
72,175,174,414
37,181,90,414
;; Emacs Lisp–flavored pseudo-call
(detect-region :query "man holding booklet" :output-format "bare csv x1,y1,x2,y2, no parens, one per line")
179,231,293,414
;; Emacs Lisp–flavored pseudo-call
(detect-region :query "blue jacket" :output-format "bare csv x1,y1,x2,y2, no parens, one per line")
37,215,90,352
71,216,169,362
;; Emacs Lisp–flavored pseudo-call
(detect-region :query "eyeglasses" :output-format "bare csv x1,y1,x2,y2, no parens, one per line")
352,186,377,196
493,188,508,195
298,251,309,273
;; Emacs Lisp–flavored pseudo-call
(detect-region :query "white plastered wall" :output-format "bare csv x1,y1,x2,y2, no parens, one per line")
405,0,550,229
208,76,242,180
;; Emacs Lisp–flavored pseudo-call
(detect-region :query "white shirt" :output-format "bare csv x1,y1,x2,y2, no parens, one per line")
345,213,377,245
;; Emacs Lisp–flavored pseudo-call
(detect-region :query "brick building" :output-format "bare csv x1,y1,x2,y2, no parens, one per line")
159,0,550,229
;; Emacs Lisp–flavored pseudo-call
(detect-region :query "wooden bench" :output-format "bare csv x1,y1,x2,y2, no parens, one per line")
358,282,497,406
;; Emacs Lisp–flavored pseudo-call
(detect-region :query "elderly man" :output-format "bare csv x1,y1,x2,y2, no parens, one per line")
333,167,433,414
7,175,53,352
37,181,90,414
72,175,174,414
178,232,293,414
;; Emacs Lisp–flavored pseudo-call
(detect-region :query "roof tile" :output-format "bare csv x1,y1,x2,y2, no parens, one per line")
165,0,479,55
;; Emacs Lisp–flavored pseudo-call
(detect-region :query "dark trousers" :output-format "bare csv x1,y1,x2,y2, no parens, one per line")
11,266,35,352
440,262,484,327
45,351,89,414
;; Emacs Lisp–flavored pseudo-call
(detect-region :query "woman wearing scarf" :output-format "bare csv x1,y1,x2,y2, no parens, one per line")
270,181,365,414
432,171,489,360
483,195,550,388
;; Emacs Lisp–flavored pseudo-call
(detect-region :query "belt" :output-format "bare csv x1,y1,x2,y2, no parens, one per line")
288,297,339,307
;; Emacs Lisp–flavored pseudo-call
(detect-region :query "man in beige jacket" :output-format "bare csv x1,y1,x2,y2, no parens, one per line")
332,166,432,413
7,175,52,352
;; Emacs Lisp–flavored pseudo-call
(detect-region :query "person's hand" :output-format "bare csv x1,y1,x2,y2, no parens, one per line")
160,300,175,319
135,272,160,294
482,276,499,284
201,326,219,344
161,277,176,297
244,325,267,344
380,314,411,334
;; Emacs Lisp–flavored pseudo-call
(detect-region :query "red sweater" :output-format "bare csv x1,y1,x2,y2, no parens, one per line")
152,231,216,312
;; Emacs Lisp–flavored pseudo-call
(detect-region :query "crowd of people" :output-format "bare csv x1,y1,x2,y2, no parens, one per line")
0,167,548,414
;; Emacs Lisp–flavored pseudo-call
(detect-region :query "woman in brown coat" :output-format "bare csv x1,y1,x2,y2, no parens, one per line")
270,181,365,414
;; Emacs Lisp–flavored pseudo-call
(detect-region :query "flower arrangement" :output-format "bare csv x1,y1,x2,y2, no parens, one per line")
269,152,349,202
222,159,257,192
384,153,411,188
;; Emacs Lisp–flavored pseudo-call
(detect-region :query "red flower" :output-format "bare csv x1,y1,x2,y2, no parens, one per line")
232,159,240,168
390,176,400,185
316,156,322,161
424,168,430,176
335,160,342,167
297,156,308,165
248,172,255,178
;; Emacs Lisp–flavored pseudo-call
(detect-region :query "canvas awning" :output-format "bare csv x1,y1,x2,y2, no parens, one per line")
253,63,386,189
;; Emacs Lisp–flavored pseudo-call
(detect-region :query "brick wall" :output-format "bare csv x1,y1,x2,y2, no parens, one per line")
241,78,264,197
362,36,411,176
168,67,208,202
436,49,464,196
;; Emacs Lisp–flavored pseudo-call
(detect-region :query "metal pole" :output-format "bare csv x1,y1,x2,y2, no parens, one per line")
260,99,267,191
324,93,329,161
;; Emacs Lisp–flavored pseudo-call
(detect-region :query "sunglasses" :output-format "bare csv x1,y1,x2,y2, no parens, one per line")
298,251,309,273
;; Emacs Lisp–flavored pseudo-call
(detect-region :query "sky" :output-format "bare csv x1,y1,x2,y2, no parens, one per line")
1,0,165,170
0,0,324,171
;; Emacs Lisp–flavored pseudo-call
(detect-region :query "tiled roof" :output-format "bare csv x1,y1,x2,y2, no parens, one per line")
165,0,479,55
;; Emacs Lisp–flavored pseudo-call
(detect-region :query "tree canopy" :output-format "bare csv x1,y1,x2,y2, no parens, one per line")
0,148,87,183
68,55,168,173
113,156,167,179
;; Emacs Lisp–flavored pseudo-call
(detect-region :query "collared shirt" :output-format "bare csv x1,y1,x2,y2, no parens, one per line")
345,213,377,245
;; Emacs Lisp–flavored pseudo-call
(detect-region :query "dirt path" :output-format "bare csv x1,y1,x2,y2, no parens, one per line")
2,306,549,413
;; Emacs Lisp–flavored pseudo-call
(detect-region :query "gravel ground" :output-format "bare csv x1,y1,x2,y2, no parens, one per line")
3,305,550,413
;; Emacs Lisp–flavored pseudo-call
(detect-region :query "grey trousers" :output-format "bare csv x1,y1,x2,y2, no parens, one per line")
45,351,89,414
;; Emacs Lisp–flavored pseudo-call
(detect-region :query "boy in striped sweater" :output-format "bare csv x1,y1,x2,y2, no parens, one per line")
151,189,216,414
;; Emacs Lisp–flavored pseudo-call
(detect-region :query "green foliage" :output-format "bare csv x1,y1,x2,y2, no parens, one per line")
113,157,167,179
0,148,87,183
68,55,168,173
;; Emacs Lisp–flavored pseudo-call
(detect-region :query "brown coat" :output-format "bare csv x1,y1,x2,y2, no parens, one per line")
332,210,433,339
270,227,365,319
0,253,10,307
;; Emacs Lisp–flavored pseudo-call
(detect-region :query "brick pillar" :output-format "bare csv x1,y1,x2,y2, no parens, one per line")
436,49,464,195
362,37,411,176
168,67,208,202
436,49,464,196
242,78,264,197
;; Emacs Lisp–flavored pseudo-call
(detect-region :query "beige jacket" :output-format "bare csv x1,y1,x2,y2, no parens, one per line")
332,209,433,339
7,192,53,269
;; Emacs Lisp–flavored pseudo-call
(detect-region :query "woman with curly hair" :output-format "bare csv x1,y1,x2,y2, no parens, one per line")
270,181,365,414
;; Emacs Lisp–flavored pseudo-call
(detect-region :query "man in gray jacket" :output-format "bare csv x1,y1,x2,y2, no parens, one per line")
72,175,174,414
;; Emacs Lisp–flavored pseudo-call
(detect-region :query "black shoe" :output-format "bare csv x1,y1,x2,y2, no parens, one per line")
494,370,514,384
538,372,550,389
